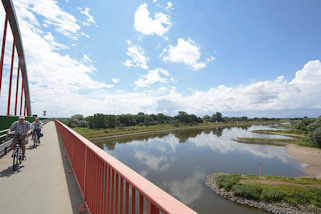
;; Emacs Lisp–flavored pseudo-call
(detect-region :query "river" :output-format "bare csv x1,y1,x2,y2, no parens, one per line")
94,125,306,214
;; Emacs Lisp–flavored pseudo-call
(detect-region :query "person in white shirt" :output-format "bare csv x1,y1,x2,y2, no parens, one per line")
8,116,32,160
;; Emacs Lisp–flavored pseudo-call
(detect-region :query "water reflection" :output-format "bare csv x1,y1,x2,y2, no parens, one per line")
94,125,306,214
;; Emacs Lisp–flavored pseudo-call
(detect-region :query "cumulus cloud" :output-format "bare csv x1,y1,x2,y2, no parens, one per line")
162,38,212,70
134,68,171,88
79,8,97,27
1,1,320,118
153,60,321,115
15,0,81,39
123,41,149,70
0,0,115,116
134,3,172,36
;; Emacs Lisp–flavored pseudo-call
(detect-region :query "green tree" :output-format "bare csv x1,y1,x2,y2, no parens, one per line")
309,127,321,147
203,115,211,122
216,112,223,122
71,114,84,120
307,116,321,132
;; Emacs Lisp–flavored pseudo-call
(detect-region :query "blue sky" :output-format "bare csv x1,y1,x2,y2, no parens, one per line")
0,0,320,117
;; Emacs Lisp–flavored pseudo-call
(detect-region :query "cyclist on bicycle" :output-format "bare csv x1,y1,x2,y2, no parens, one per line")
32,117,42,144
8,116,32,160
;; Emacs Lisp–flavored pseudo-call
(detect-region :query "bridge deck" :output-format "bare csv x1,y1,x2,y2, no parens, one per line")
0,121,84,214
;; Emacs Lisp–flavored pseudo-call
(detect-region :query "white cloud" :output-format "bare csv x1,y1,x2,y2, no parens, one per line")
135,150,170,171
79,8,97,27
167,173,204,205
15,0,81,39
83,54,93,63
1,1,321,118
22,59,320,117
0,0,116,116
162,38,212,70
166,2,174,10
112,78,120,84
135,68,171,88
134,3,172,36
124,41,149,70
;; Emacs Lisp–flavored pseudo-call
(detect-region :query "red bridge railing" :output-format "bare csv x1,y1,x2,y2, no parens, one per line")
55,120,197,214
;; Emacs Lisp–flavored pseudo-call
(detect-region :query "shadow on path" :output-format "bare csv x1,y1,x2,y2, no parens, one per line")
0,164,24,178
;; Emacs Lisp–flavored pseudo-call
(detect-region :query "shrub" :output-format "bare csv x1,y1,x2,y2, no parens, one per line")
261,189,285,202
309,127,321,147
232,184,262,200
215,174,241,191
307,116,321,132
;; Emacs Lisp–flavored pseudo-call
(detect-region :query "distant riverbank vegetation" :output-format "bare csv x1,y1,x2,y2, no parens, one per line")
232,116,321,149
59,112,280,138
291,116,321,148
62,112,280,129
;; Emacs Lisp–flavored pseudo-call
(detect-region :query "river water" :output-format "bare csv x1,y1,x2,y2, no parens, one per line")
94,125,306,214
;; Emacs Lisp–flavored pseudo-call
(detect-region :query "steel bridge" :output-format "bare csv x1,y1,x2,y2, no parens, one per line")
0,1,197,213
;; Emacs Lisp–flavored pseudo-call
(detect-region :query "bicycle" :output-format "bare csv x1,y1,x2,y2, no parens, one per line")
11,136,23,171
32,130,40,148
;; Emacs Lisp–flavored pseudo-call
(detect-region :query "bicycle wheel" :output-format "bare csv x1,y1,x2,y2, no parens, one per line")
33,136,37,148
12,153,16,171
19,148,22,163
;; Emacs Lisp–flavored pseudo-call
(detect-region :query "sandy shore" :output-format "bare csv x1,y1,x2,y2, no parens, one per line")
286,144,321,178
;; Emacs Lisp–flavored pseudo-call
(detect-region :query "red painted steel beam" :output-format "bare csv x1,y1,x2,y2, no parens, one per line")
115,173,119,214
139,193,143,214
14,54,20,116
24,102,26,116
19,71,24,115
120,176,124,214
7,33,16,115
2,0,32,114
0,7,10,95
132,186,136,214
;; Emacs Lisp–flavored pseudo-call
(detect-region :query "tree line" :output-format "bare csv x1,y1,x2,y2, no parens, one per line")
62,111,279,129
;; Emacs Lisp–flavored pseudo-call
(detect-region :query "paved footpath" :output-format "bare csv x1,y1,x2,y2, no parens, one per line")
0,121,84,214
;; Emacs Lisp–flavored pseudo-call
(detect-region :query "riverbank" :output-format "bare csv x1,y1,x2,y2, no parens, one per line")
243,125,321,178
205,173,321,214
74,121,281,140
233,137,321,178
287,144,321,178
233,137,298,146
250,129,306,139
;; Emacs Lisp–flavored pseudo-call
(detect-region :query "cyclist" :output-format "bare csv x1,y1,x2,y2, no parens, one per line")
32,117,42,144
8,116,32,160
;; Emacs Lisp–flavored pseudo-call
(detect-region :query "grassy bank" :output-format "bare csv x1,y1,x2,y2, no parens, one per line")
233,137,298,146
251,129,306,138
74,121,280,139
207,173,321,209
251,129,320,148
